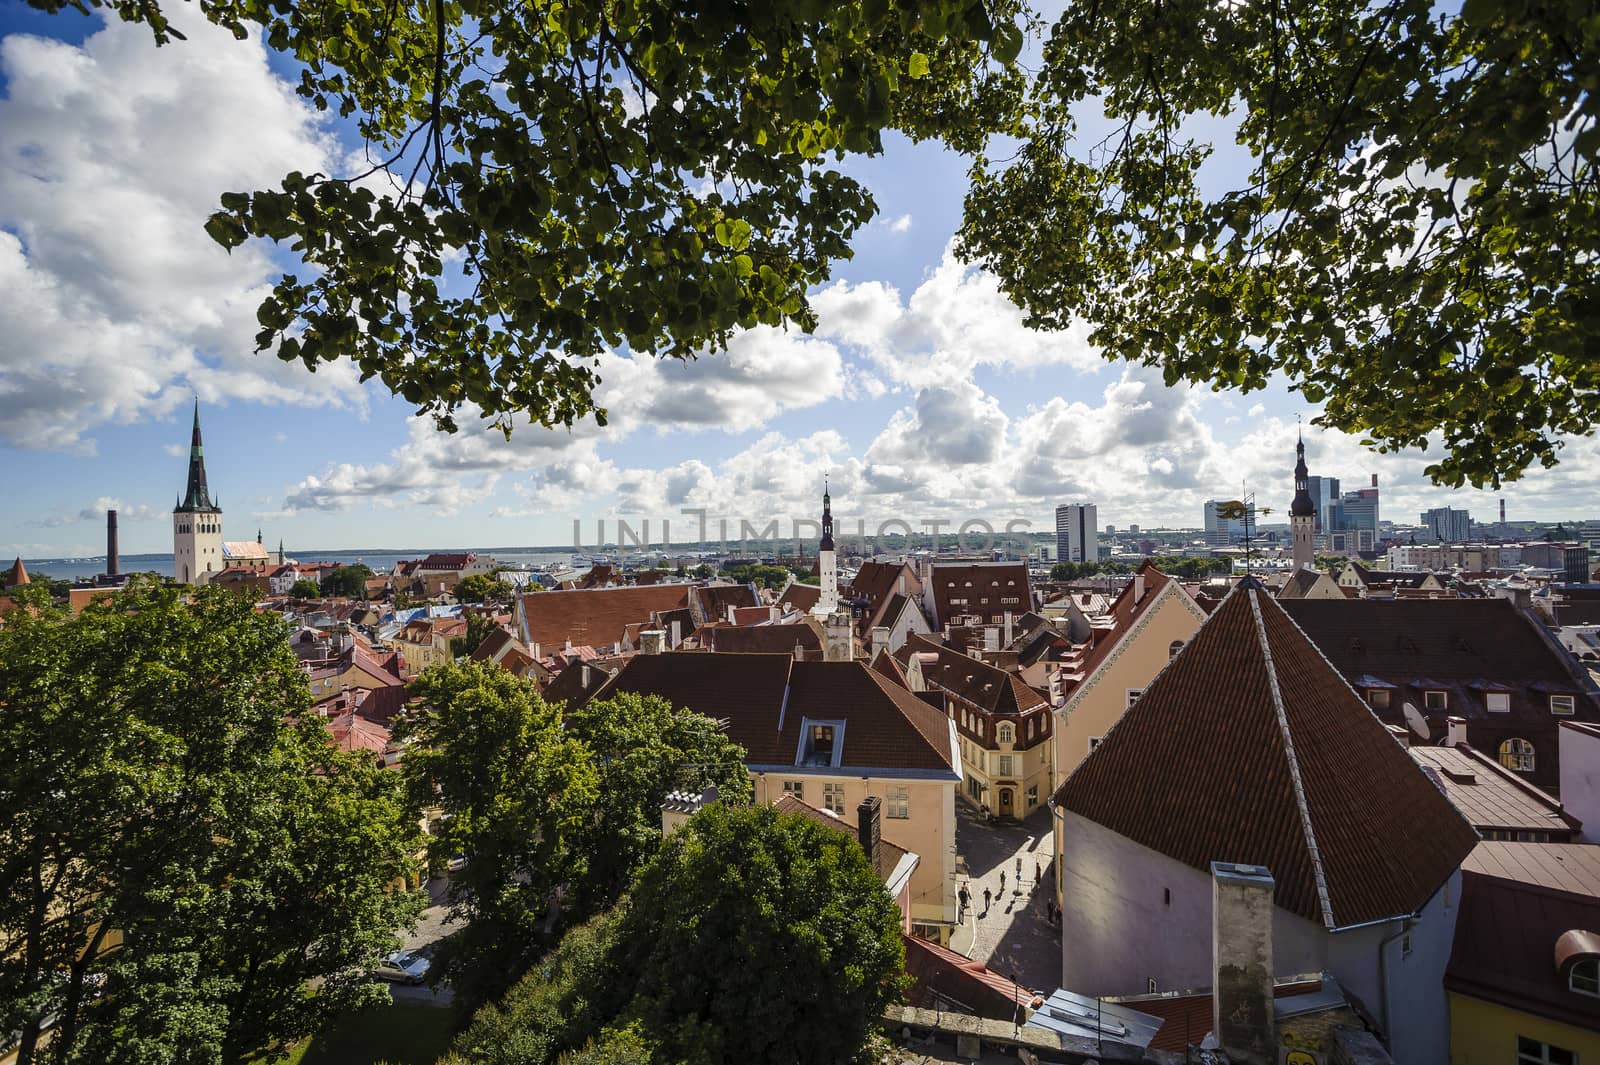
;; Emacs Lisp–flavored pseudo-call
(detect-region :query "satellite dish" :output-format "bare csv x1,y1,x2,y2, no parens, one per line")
1403,701,1431,741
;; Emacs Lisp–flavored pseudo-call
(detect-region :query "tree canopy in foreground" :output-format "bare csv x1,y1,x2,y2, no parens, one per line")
442,802,905,1065
960,0,1598,489
0,581,423,1065
28,0,1024,436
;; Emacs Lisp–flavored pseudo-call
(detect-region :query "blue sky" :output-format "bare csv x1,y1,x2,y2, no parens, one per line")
2,3,1595,558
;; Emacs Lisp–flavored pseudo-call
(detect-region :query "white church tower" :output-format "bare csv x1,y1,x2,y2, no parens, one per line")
173,401,224,585
1290,429,1316,571
812,481,839,617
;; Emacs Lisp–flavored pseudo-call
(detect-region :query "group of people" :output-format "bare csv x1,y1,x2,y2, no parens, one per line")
958,861,1046,921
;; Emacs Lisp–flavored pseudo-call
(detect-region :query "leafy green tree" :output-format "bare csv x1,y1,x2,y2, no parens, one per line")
720,563,792,591
560,692,751,912
456,573,513,604
449,611,501,658
610,803,906,1065
32,0,1024,435
320,564,374,599
0,579,422,1065
441,804,905,1065
1049,560,1103,581
960,0,1598,489
289,577,322,598
399,662,600,1009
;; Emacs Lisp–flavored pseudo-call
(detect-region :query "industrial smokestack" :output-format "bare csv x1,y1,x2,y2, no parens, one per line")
1500,498,1506,525
1371,473,1378,488
106,509,119,577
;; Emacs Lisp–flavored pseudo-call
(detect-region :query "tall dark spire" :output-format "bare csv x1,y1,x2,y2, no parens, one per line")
177,399,220,514
1290,427,1315,518
819,478,834,552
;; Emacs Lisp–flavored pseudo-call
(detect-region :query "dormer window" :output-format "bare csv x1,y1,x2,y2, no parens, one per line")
997,723,1014,744
1424,690,1448,711
1369,689,1391,709
1571,959,1599,998
798,719,844,768
1552,695,1576,715
1487,692,1510,713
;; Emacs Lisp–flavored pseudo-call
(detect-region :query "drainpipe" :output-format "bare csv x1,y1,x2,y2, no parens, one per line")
1375,915,1416,1046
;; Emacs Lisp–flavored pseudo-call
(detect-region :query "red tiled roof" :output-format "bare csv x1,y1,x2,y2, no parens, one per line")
1408,745,1580,838
4,557,30,587
595,653,955,773
902,934,1043,1020
1054,580,1480,929
326,709,392,754
468,626,519,662
693,583,762,622
848,561,921,614
697,622,822,656
518,585,691,652
896,635,1046,718
777,583,822,613
419,552,474,570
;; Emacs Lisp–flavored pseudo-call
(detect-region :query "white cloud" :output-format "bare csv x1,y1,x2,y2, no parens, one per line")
0,8,364,453
28,495,161,527
811,242,1101,388
885,213,912,233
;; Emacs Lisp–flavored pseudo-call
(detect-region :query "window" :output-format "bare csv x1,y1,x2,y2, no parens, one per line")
886,785,910,820
1127,689,1143,708
1424,690,1448,711
1485,691,1511,712
1169,640,1184,659
1552,694,1577,715
1027,718,1036,740
1026,784,1038,807
823,782,845,815
997,723,1014,744
1571,959,1599,998
1088,736,1103,754
998,755,1014,777
1500,738,1536,773
1368,688,1391,709
782,780,804,800
1517,1036,1576,1065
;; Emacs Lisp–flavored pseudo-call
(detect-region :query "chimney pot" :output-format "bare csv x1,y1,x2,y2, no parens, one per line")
1446,716,1469,747
857,795,883,879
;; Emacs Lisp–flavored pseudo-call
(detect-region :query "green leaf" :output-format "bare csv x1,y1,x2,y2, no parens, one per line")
908,51,930,79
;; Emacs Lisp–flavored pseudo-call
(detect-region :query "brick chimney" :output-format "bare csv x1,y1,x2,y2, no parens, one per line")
870,626,891,658
106,509,119,577
1212,862,1276,1065
857,795,883,879
640,629,666,655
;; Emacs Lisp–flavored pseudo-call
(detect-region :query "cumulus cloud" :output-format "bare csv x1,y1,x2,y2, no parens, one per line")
885,213,912,233
811,242,1100,388
28,496,161,527
0,7,364,452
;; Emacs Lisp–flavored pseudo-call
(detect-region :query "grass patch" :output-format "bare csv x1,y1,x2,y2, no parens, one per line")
282,1000,455,1065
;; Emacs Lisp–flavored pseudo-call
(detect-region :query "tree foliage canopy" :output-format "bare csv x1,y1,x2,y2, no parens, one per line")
441,803,905,1065
31,0,1025,436
398,662,749,1009
960,0,1599,488
320,563,374,599
0,580,422,1065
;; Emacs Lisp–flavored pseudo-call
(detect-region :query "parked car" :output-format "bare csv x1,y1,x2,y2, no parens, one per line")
373,951,430,985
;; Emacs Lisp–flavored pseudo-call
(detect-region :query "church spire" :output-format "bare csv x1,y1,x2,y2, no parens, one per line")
178,399,219,514
819,477,834,552
1289,426,1314,518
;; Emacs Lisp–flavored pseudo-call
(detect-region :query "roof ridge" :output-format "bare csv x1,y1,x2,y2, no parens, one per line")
1247,586,1337,930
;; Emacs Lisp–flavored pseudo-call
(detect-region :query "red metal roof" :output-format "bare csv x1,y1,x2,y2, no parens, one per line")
1054,581,1480,929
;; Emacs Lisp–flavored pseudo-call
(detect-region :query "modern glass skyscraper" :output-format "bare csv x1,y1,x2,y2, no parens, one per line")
1056,503,1099,564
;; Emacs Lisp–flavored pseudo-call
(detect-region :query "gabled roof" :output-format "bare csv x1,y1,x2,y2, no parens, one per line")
594,652,956,774
419,552,475,570
848,561,921,613
777,583,822,613
1054,580,1479,929
468,625,521,663
926,561,1032,625
896,635,1046,717
696,621,822,656
693,582,762,622
1277,568,1326,599
518,585,691,652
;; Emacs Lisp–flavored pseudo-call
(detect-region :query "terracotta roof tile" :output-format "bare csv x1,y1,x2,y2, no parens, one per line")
1054,580,1479,929
927,562,1031,626
697,622,822,656
777,583,822,613
518,585,691,652
1408,745,1579,838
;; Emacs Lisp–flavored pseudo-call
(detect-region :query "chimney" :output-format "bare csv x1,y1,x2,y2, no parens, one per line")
1500,498,1506,525
1371,473,1379,488
531,641,541,662
640,629,666,655
106,509,119,577
727,604,737,624
1211,862,1276,1065
870,625,891,658
1446,716,1469,747
857,795,883,879
898,573,906,597
669,619,681,648
1133,570,1146,603
1003,610,1014,647
581,664,592,688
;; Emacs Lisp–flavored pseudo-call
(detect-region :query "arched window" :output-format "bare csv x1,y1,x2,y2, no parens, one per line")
1500,738,1536,773
1169,640,1185,659
997,723,1014,745
1571,959,1600,998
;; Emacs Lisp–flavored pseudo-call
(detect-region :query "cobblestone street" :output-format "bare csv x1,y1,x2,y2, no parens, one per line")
947,803,1059,996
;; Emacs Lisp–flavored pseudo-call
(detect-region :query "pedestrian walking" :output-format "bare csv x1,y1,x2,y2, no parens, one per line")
1035,861,1042,884
959,884,971,916
983,886,992,912
999,870,1006,893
